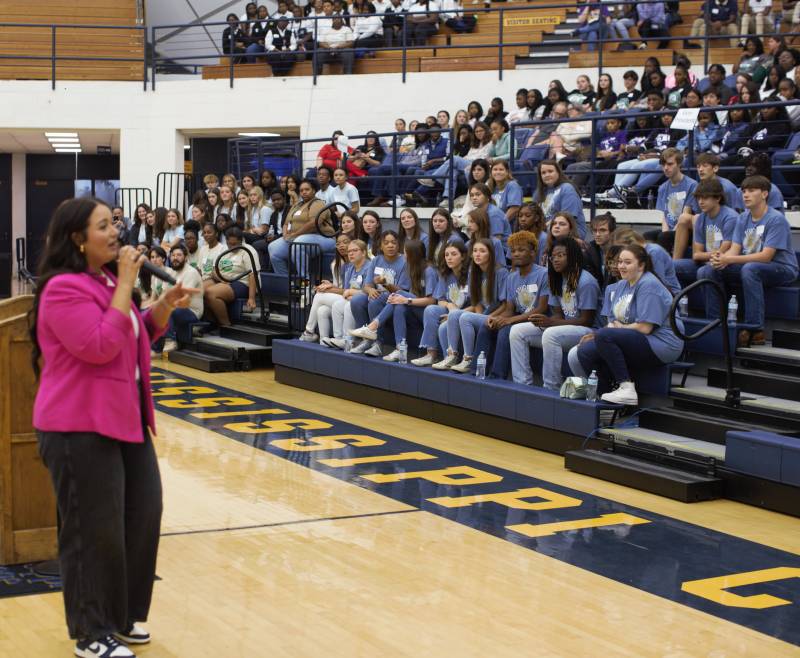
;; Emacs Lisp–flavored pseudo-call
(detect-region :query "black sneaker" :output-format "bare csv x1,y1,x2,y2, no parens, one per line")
114,622,151,645
74,635,135,658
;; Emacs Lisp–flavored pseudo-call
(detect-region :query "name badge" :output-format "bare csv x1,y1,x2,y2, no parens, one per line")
373,267,385,276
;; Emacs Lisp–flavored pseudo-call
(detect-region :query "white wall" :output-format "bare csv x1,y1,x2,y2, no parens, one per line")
11,154,25,277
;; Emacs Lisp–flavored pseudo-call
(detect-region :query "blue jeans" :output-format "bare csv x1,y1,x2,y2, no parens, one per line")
577,21,608,51
152,307,198,350
577,328,662,392
416,156,471,198
697,261,798,327
613,158,663,193
268,234,336,277
509,323,544,385
473,323,513,379
245,42,265,63
371,163,415,199
390,296,425,346
444,308,468,353
540,325,593,390
674,258,699,284
458,311,489,358
419,304,447,351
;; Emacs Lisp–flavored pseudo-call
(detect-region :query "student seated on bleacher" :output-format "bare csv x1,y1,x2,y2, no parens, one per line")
533,160,586,239
299,233,351,342
674,178,740,281
644,148,699,255
584,212,617,290
614,227,681,295
315,16,355,76
203,227,258,328
574,244,685,406
440,0,476,34
266,17,299,76
222,13,248,64
325,239,372,349
697,175,799,347
406,0,439,46
472,231,549,379
566,114,628,197
510,237,599,389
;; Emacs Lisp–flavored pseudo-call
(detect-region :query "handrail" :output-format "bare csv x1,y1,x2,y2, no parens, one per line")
669,279,740,407
15,237,36,284
314,201,352,236
212,245,267,324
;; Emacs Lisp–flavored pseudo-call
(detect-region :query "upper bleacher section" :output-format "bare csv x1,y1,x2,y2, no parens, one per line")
0,0,144,82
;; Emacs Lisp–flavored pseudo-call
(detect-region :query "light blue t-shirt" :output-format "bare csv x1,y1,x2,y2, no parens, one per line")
610,272,684,363
435,272,470,308
492,180,524,212
475,266,509,314
409,265,438,298
694,205,739,252
367,254,410,292
549,269,600,319
645,243,681,295
719,177,743,212
768,183,785,214
466,238,506,269
600,280,624,326
343,260,371,291
402,231,429,251
536,183,587,239
733,208,799,275
487,204,512,245
163,225,185,245
505,265,549,314
657,175,698,230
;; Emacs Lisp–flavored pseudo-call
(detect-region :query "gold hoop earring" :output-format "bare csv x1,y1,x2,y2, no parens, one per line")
80,244,85,254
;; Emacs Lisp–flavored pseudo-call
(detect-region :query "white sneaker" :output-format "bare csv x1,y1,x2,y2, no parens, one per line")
450,357,473,374
383,349,401,362
364,343,383,357
328,338,347,350
432,352,459,370
411,353,435,366
163,339,178,353
417,178,435,187
299,331,319,342
601,381,638,405
351,340,372,354
75,635,135,657
350,325,378,341
114,623,150,645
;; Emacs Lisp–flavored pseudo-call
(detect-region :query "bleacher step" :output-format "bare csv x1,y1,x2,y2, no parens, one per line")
564,449,724,503
707,367,800,403
671,386,800,427
737,345,800,376
167,349,235,373
772,329,800,351
598,426,725,462
220,323,292,347
636,407,796,445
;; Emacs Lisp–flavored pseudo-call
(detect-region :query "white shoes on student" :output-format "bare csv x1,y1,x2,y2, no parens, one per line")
350,340,372,354
449,357,473,374
432,352,459,370
383,349,401,362
299,331,319,342
350,325,378,341
364,343,383,357
601,381,638,406
411,353,435,367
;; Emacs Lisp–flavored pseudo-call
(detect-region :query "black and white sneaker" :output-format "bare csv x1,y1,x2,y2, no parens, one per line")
114,623,150,644
75,635,135,657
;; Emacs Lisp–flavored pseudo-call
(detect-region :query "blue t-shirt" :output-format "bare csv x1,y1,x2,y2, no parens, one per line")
534,230,548,268
410,265,439,297
343,260,371,291
733,208,799,275
431,233,464,263
609,272,684,363
368,254,410,291
600,280,624,326
476,266,509,314
645,243,681,295
491,181,524,212
768,183,785,214
657,175,698,230
466,238,506,269
719,177,744,212
403,231,429,250
505,265,549,314
549,269,600,319
536,183,587,239
435,272,470,308
694,205,739,252
487,204,512,245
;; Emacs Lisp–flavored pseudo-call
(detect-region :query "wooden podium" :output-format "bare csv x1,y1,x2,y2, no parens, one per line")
0,296,57,565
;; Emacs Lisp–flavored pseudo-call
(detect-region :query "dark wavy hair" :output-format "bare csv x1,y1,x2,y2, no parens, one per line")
404,239,428,297
469,237,498,308
29,197,113,378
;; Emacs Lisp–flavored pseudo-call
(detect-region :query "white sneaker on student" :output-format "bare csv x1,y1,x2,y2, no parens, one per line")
162,339,178,353
411,353,435,366
299,331,319,342
601,381,638,405
350,325,378,341
432,352,459,370
449,357,473,373
328,337,347,350
383,349,401,362
350,340,373,354
114,623,150,645
74,635,135,657
364,343,383,357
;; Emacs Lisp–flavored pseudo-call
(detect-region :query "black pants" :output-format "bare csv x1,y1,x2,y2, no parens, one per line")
37,428,163,640
578,327,664,392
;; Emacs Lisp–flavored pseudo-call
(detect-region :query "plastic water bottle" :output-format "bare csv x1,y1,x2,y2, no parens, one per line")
421,151,428,167
345,335,354,353
646,190,655,210
586,370,599,402
475,351,487,380
398,338,408,364
727,295,738,326
678,296,689,318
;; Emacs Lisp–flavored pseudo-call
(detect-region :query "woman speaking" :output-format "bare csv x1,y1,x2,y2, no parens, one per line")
30,198,196,658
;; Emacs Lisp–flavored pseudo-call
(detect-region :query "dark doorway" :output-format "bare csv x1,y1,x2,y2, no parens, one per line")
0,154,11,298
26,177,74,273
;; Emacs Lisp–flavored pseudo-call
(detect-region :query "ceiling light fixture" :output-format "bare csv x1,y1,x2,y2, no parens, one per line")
48,137,80,143
44,132,79,138
237,132,280,137
54,147,82,153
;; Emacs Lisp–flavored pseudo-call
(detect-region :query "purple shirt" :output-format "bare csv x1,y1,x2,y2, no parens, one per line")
637,1,666,26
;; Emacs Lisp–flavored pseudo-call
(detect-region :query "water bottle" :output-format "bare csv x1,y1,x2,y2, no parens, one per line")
586,370,599,402
727,295,738,326
678,296,688,318
647,190,655,210
475,351,487,380
421,151,428,167
398,338,408,364
345,335,354,353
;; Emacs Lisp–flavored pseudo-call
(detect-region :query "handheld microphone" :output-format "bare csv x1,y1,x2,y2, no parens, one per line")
141,260,178,286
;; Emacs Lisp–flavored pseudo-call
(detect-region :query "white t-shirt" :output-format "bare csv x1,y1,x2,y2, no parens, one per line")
198,242,226,281
163,225,185,245
170,265,204,319
316,185,338,205
332,183,360,209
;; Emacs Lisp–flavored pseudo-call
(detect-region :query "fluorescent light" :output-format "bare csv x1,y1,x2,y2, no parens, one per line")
184,144,191,150
54,147,82,153
45,132,78,138
238,132,279,137
48,137,80,143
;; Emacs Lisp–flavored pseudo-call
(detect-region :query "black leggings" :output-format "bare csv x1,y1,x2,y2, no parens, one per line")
578,327,664,392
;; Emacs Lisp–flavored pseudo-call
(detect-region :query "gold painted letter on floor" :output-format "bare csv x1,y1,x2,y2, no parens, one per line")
682,567,800,609
362,465,503,486
507,513,650,538
428,487,582,511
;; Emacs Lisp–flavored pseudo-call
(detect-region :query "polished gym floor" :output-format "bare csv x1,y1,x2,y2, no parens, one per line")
2,361,799,657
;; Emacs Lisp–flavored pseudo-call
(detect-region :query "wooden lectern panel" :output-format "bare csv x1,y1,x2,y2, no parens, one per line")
0,295,57,565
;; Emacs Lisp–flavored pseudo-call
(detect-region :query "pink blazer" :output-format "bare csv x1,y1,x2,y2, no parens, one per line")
33,268,166,443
